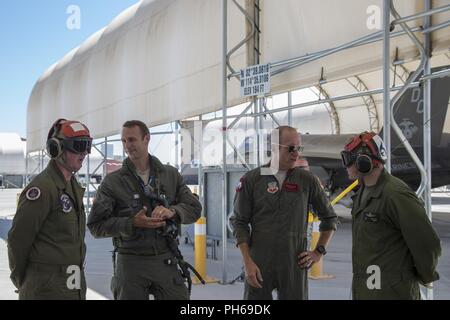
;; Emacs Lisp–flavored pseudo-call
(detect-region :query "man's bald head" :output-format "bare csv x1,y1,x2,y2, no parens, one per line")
275,126,299,145
270,126,301,170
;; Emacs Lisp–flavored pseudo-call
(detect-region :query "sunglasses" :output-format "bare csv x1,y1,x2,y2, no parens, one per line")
275,144,304,153
62,137,93,154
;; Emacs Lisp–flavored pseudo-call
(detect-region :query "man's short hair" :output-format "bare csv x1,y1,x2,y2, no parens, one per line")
271,126,298,146
123,120,150,138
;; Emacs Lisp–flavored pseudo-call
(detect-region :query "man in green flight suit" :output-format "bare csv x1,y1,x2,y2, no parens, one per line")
87,120,201,300
230,126,338,300
8,119,92,300
341,131,441,299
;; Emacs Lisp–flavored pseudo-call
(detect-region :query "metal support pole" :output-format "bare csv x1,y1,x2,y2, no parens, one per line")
258,98,265,166
288,91,293,126
221,0,228,284
198,116,204,217
392,4,450,25
227,101,254,130
228,20,450,80
423,0,433,300
254,98,261,167
422,68,450,81
262,99,281,127
390,1,428,197
383,0,391,172
175,122,180,169
86,154,90,214
423,20,450,34
24,153,28,187
244,72,450,119
103,137,107,178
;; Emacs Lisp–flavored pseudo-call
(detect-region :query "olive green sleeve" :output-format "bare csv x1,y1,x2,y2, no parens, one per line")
309,176,338,232
87,177,134,239
170,171,202,225
7,186,51,289
388,189,442,284
229,174,253,246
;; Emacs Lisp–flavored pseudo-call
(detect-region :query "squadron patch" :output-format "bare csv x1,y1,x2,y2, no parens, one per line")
267,181,279,194
26,187,41,201
60,194,73,213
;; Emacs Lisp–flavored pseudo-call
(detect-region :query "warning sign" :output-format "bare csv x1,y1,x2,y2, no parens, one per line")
240,63,271,97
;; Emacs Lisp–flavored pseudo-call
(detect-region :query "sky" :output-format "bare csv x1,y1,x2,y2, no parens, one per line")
0,0,140,138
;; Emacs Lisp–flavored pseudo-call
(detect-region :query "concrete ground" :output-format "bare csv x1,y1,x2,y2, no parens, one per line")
0,188,449,300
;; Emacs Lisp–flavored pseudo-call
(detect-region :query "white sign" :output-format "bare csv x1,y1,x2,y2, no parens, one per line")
240,63,271,97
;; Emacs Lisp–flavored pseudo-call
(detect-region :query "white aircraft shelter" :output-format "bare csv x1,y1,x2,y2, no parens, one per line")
26,0,450,298
0,133,26,188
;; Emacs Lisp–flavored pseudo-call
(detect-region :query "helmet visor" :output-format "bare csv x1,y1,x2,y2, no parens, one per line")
340,151,357,168
63,137,93,154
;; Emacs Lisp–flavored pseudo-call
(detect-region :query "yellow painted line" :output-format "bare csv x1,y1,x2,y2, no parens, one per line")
330,180,359,206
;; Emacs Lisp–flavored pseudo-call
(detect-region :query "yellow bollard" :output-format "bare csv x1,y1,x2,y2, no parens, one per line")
192,217,219,284
308,216,335,280
309,179,359,280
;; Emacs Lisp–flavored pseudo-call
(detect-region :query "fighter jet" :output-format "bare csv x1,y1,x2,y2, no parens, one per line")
303,66,450,192
181,66,450,193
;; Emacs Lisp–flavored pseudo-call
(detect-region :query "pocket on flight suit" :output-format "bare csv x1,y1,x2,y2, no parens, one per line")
23,270,57,299
117,208,141,243
173,270,186,286
284,188,301,211
387,277,418,300
172,271,189,300
152,261,188,300
359,212,386,253
55,205,79,239
54,271,84,300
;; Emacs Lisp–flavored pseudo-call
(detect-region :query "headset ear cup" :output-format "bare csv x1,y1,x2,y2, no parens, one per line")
356,154,373,174
47,118,67,141
46,138,63,158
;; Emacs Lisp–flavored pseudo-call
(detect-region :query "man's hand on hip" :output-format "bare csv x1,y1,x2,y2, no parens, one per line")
298,250,322,269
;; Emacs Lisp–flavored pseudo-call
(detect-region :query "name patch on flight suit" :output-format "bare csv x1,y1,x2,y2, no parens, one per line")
363,211,379,223
60,194,73,213
284,183,299,192
25,187,41,201
267,181,279,194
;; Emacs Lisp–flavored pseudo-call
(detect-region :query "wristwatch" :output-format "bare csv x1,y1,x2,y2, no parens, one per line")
315,245,327,256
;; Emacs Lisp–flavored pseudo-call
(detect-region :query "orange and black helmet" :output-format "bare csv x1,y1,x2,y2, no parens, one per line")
46,119,92,157
341,131,387,168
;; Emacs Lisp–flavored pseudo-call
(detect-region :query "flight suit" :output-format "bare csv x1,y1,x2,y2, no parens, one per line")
230,166,338,300
351,170,441,300
8,159,87,300
87,155,201,300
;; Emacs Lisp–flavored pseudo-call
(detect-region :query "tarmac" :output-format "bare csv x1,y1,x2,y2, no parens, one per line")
0,188,449,300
